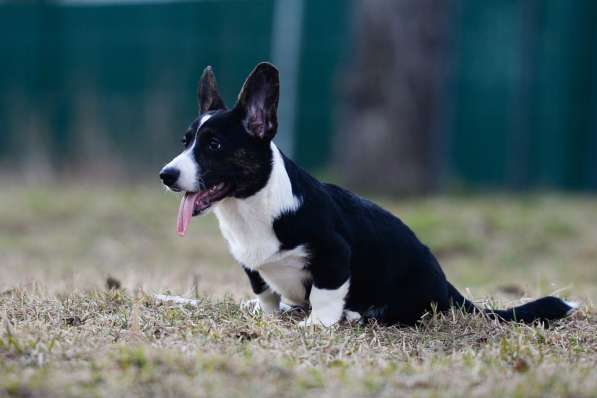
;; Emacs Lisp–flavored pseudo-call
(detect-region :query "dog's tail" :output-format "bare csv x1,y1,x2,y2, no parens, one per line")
447,282,577,324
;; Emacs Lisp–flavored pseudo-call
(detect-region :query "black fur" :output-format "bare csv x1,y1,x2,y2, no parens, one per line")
272,154,573,325
190,108,274,198
243,266,269,295
163,62,575,326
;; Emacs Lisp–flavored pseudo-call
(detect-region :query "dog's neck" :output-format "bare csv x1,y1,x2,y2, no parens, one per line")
215,142,300,221
213,143,301,265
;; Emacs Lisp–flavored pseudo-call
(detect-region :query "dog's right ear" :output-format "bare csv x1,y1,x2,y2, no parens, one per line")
197,66,226,114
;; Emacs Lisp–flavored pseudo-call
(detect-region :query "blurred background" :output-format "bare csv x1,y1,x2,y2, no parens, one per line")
2,0,597,194
1,3,596,393
0,0,596,306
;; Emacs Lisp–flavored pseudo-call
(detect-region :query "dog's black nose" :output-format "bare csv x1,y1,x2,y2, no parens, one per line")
160,167,180,187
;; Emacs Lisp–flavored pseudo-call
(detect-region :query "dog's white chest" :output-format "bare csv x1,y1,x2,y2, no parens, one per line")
214,203,280,268
214,205,310,304
213,143,309,304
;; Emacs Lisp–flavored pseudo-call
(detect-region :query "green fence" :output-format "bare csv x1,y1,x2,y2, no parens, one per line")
450,0,597,190
0,0,351,173
1,0,596,190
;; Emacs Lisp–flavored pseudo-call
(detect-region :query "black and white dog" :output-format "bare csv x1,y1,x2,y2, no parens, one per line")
159,62,576,327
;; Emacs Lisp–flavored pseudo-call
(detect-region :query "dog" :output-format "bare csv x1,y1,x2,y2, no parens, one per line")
159,62,577,327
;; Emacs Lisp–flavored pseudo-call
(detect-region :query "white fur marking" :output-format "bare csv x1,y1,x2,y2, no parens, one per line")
241,294,296,315
160,114,213,192
257,288,281,314
300,280,350,327
564,300,579,309
343,310,361,322
258,246,310,305
214,143,307,304
564,300,580,315
241,288,281,315
199,114,212,127
162,141,198,192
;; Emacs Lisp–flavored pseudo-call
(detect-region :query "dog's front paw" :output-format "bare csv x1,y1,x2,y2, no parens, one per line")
298,316,317,327
343,310,361,322
259,299,280,315
240,298,280,315
278,302,295,313
298,314,339,328
240,298,264,315
241,292,281,315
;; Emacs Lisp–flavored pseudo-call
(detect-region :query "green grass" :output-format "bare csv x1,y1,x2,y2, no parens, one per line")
1,186,596,397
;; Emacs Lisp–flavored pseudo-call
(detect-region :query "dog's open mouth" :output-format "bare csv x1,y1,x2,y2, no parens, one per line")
176,183,231,236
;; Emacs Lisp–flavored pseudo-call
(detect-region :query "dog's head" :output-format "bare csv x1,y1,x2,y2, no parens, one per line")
159,62,280,236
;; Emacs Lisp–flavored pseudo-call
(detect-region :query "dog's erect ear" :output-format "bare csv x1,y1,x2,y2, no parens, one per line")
237,62,279,140
197,66,226,114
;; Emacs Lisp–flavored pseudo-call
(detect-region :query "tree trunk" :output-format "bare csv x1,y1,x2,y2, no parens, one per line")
335,0,451,195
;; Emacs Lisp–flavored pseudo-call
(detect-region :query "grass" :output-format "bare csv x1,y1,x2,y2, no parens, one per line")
1,185,596,397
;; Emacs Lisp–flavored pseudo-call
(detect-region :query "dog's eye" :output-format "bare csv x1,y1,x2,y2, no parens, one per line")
181,132,193,147
207,138,222,152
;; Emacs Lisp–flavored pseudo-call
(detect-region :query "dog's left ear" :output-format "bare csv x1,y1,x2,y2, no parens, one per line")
237,62,279,140
198,66,226,114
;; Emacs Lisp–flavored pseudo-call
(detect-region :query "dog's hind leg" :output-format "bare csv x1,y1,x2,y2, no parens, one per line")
299,281,350,327
299,236,351,327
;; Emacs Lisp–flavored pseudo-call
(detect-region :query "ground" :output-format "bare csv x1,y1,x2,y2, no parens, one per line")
0,185,596,398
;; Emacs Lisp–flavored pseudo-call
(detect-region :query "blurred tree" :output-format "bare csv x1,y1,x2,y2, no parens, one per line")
335,0,451,195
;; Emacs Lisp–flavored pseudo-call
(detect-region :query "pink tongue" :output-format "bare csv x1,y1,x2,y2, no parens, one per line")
177,192,200,237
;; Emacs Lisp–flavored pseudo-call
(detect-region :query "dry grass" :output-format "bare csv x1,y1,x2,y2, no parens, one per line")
1,185,596,397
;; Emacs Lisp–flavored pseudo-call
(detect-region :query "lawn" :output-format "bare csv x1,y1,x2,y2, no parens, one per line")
1,185,596,397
